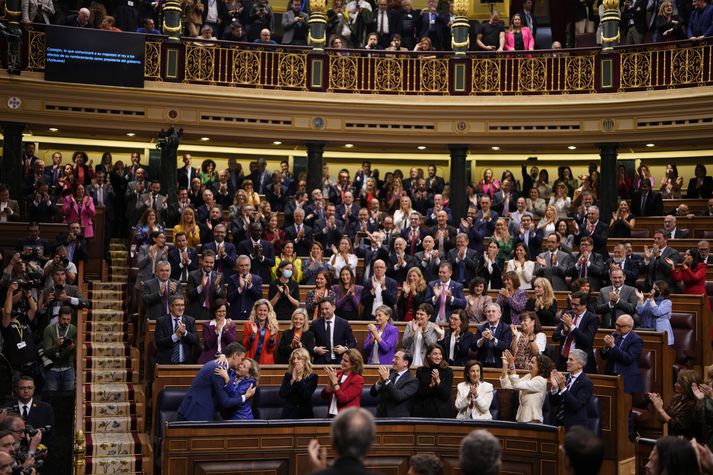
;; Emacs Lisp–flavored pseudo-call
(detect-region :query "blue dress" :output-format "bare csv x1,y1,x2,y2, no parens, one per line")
636,297,674,346
221,373,257,420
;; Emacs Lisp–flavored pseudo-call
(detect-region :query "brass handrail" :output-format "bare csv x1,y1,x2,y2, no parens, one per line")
72,306,87,475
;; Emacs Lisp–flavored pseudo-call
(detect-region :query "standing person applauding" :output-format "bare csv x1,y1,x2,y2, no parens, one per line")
279,348,318,418
321,349,365,416
413,345,453,418
277,308,315,363
455,360,494,420
363,305,399,365
243,299,280,365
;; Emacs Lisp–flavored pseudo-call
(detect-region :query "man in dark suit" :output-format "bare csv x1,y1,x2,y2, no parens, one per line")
311,299,357,364
177,153,199,189
202,224,237,277
313,203,344,254
370,349,419,417
177,342,252,421
154,295,199,364
514,215,543,260
425,164,445,195
472,302,512,368
53,222,89,266
519,0,537,41
167,232,199,282
283,208,314,256
550,349,594,431
425,194,453,227
472,195,499,241
372,0,399,47
386,238,416,285
631,180,664,217
663,215,689,239
534,234,573,291
227,255,263,320
552,292,598,373
699,239,713,265
361,259,399,319
401,212,424,256
186,250,227,320
429,210,457,256
250,158,273,195
16,222,50,259
424,262,466,323
595,269,639,329
575,206,609,259
492,179,519,217
351,161,374,196
600,314,644,394
567,237,607,292
11,376,54,430
236,222,276,283
142,261,180,320
642,231,680,290
415,236,441,282
355,231,390,282
606,242,640,287
307,408,381,475
447,233,480,285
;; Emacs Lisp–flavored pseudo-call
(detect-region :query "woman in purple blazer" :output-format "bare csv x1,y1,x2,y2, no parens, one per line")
198,302,237,364
504,14,534,51
363,305,399,364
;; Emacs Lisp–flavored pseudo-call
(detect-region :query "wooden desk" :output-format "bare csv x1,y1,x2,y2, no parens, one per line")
163,419,565,475
632,216,713,238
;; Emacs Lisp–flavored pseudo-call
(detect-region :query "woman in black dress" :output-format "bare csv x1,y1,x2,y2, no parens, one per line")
277,308,315,363
609,200,636,238
278,347,318,418
413,345,453,418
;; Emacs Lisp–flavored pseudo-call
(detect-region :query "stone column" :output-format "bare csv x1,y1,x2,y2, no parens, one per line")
306,141,325,194
448,144,469,224
157,127,182,208
598,143,619,220
1,122,25,199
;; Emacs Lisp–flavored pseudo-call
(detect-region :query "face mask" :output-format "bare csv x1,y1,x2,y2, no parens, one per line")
283,270,293,279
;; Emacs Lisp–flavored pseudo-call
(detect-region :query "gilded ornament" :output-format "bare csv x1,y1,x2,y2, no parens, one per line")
309,0,326,14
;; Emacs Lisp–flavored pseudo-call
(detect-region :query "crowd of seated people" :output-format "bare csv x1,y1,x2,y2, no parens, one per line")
3,146,713,473
11,0,713,50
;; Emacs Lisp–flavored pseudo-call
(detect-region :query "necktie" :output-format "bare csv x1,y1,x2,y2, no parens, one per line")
580,259,587,278
641,193,647,212
503,196,510,216
203,273,211,308
162,282,169,314
97,186,104,206
380,12,385,34
459,260,465,283
550,252,556,266
410,230,417,255
562,315,579,358
439,285,447,320
391,371,399,385
22,405,29,419
326,320,333,361
171,318,181,363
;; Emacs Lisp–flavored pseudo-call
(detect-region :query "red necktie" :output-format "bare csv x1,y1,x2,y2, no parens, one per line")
562,315,579,358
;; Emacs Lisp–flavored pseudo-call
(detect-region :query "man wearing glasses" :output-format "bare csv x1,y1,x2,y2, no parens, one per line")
600,314,643,394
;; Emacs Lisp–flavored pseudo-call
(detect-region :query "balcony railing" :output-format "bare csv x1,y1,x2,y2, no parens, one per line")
10,24,713,95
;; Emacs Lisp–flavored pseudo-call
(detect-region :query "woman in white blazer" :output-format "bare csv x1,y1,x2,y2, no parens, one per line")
499,350,554,423
455,360,494,420
402,303,444,368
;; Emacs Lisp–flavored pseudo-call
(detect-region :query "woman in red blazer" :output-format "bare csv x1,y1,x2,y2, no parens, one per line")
672,249,708,297
504,14,535,51
243,299,280,365
321,349,365,416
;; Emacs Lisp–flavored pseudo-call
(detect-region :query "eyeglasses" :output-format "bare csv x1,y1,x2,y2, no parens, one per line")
17,387,34,391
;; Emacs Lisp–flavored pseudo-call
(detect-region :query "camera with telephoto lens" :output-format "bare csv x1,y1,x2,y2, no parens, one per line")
15,278,42,291
53,284,64,294
20,249,38,262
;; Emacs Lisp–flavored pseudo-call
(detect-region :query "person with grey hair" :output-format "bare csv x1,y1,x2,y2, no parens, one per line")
459,429,501,475
408,453,443,475
154,295,199,364
307,408,381,475
549,348,594,431
575,205,609,259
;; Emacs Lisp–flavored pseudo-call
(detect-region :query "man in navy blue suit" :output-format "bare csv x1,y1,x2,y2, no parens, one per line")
236,222,276,283
472,303,512,368
600,314,643,394
550,349,594,431
202,224,236,277
311,299,357,364
177,342,254,421
424,262,466,324
227,255,263,320
361,259,398,319
552,291,599,373
167,232,198,282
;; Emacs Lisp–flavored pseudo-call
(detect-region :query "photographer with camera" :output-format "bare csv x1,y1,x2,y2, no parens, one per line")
40,268,87,325
16,225,49,267
1,281,42,386
0,413,45,475
41,247,76,292
1,255,43,304
52,222,88,266
41,307,76,392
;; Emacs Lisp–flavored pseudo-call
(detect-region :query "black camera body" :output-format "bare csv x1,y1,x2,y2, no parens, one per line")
61,337,73,348
53,284,65,294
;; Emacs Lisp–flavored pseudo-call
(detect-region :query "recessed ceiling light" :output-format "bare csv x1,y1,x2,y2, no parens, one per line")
49,127,59,132
273,141,282,145
417,146,426,150
568,145,577,150
126,132,136,137
200,137,210,141
345,144,354,148
646,143,655,147
491,146,500,151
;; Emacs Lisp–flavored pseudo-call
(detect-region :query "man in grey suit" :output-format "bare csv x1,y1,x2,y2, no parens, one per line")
143,261,180,320
42,267,88,321
139,181,168,225
595,269,638,328
370,349,418,417
281,0,309,45
534,233,573,291
567,237,607,292
186,250,226,320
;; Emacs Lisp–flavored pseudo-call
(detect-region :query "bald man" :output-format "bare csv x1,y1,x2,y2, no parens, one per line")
600,314,643,394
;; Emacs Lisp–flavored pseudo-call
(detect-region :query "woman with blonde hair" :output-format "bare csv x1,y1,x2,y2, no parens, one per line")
525,277,557,325
397,266,428,321
279,348,318,418
243,299,280,365
277,308,315,363
174,207,201,247
549,182,571,219
537,204,558,236
215,357,260,420
492,218,514,261
241,179,262,208
393,195,414,232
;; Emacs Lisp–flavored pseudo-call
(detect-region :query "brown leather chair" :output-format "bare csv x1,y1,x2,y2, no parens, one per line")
670,312,697,377
631,229,650,238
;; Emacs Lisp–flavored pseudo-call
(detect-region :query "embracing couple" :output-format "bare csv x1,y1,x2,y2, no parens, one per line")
177,342,260,421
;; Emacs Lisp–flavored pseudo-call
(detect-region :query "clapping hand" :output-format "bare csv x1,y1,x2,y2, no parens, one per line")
430,368,440,386
325,366,338,386
502,349,515,367
647,392,664,410
378,365,390,382
603,334,615,348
